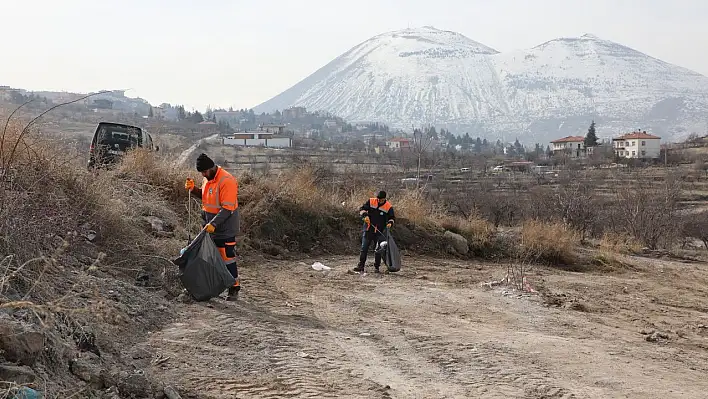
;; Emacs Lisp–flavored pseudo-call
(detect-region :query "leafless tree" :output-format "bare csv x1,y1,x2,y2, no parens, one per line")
611,171,683,249
682,211,708,249
412,129,435,189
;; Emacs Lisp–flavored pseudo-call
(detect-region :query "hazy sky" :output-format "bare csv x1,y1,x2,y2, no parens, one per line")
1,0,706,112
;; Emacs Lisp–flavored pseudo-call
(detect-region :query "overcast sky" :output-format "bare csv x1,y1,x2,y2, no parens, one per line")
1,0,706,112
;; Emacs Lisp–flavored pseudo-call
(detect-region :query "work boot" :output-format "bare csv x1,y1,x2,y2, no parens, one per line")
226,286,240,301
351,264,364,273
373,266,381,273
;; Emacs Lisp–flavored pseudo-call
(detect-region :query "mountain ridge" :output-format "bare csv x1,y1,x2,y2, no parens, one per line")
254,26,708,142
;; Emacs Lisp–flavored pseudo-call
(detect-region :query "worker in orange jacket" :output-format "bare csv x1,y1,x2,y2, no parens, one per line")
185,153,241,301
353,190,395,274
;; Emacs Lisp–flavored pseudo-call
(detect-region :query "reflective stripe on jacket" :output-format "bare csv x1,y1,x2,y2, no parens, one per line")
361,198,395,232
201,166,240,239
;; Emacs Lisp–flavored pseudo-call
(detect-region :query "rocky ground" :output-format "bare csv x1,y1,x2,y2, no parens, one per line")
127,251,708,399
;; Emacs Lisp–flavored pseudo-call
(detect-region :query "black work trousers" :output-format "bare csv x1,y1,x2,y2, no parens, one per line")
358,229,386,269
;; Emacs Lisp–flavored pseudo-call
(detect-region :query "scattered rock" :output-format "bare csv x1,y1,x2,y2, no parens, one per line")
296,351,313,359
0,364,37,384
142,216,166,233
443,230,470,255
565,301,591,313
164,386,183,399
0,326,45,366
176,292,194,303
69,352,105,387
443,231,468,255
85,230,97,242
115,370,153,398
645,331,670,342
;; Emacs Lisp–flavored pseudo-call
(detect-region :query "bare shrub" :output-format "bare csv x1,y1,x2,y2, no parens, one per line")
609,172,683,249
524,178,597,242
682,211,708,249
520,220,579,264
467,188,519,227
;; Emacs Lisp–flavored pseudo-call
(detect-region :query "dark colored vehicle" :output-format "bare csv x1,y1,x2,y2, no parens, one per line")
87,122,158,169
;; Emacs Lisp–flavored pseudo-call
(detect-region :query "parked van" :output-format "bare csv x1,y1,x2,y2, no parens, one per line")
87,122,158,169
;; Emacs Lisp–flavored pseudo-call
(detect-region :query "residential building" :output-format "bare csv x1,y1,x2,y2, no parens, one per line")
550,136,587,158
323,119,338,129
386,137,412,150
282,106,307,119
612,131,661,159
222,126,291,148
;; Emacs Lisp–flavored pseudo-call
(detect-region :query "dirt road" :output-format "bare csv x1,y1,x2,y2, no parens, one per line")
141,254,708,398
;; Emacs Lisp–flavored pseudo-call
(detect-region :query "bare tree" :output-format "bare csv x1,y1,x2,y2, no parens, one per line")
412,128,435,189
682,211,708,249
611,171,683,249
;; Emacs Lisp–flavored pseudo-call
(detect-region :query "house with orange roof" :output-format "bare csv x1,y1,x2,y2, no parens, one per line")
550,135,587,158
612,130,661,159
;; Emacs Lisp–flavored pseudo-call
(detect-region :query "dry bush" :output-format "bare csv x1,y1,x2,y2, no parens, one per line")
441,213,495,245
592,231,642,271
0,116,179,396
524,180,598,242
115,147,195,204
469,189,519,227
608,172,683,250
0,121,174,297
394,188,445,227
599,231,643,254
682,211,708,249
236,166,361,254
520,220,579,265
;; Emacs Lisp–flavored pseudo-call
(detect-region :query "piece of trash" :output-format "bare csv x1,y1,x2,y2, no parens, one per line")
359,332,371,337
311,262,331,271
297,351,313,359
14,387,42,399
152,354,170,365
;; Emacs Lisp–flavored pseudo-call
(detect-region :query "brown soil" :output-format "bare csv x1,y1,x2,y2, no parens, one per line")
138,252,708,399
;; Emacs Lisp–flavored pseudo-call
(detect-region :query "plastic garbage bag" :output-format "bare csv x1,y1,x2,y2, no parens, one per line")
383,230,401,272
172,230,236,301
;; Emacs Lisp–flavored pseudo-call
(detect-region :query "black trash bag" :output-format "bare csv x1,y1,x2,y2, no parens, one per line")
379,230,401,272
172,230,236,301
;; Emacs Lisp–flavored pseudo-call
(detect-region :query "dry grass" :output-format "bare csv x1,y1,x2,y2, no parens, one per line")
441,213,495,244
520,220,579,265
394,188,446,227
599,231,643,254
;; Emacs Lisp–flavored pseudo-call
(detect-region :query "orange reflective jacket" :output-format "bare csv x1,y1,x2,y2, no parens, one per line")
201,166,238,214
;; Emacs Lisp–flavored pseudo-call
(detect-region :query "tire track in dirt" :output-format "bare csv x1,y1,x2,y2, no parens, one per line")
402,333,575,398
309,290,475,398
307,277,577,399
150,297,383,398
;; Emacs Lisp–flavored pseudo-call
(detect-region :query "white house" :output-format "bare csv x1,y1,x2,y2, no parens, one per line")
223,127,292,148
386,137,412,150
612,131,661,159
550,136,587,158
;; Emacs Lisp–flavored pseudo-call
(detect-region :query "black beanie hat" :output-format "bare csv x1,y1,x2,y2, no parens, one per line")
376,190,387,199
196,153,215,172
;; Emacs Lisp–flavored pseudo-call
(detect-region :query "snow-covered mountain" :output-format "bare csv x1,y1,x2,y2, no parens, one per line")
253,26,708,143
